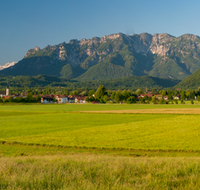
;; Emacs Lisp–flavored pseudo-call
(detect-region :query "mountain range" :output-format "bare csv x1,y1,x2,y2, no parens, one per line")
1,32,200,83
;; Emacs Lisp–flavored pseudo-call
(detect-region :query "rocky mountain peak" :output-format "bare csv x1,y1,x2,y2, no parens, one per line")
34,46,40,51
68,39,79,45
179,34,199,40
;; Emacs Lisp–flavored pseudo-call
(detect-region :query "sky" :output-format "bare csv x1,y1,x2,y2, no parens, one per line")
0,0,199,65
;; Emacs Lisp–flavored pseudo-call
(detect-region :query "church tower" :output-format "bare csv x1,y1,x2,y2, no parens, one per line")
6,82,9,95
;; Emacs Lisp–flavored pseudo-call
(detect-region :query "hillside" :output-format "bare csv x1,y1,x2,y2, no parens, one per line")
175,68,200,89
1,32,200,81
0,75,180,90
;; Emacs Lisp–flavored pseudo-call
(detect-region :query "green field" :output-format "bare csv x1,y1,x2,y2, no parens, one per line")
1,102,200,112
1,104,200,189
1,111,200,151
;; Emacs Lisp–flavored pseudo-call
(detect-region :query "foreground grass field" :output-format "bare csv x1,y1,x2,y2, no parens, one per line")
1,104,200,189
1,155,200,189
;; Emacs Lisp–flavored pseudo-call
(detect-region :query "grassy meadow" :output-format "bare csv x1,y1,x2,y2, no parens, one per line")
1,103,200,189
2,155,200,190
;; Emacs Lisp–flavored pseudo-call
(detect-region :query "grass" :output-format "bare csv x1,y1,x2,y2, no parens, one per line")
1,109,200,151
2,104,200,189
2,143,200,157
1,103,200,113
1,155,200,189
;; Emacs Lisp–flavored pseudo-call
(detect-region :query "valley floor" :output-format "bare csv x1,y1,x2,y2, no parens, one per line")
1,104,200,189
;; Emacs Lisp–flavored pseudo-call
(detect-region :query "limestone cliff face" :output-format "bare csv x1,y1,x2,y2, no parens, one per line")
149,33,200,58
150,34,175,56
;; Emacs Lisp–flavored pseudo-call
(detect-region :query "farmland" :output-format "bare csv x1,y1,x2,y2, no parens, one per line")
1,103,200,189
1,102,200,112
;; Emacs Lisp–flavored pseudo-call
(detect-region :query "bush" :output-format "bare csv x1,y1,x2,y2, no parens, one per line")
174,99,178,104
181,99,185,104
159,99,166,104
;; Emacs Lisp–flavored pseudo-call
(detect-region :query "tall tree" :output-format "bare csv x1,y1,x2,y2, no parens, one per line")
95,85,106,100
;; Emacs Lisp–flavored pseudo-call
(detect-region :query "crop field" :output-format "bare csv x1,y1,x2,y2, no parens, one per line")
1,102,200,112
1,104,200,189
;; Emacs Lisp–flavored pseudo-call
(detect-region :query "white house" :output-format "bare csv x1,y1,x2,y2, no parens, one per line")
173,95,180,100
68,95,86,103
163,96,168,100
75,96,86,103
55,95,68,103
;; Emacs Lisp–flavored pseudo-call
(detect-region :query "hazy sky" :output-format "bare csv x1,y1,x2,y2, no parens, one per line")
0,0,199,65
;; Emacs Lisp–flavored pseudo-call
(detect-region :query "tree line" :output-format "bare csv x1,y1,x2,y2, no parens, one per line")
1,85,200,104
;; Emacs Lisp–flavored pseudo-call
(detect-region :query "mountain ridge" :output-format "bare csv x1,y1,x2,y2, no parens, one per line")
1,32,200,81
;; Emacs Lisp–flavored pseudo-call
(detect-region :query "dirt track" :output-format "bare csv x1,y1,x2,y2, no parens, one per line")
81,108,200,114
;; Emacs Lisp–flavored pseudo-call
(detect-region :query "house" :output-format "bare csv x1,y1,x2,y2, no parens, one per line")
68,95,86,103
163,96,168,100
41,95,54,104
75,96,86,103
3,95,11,99
0,82,9,97
68,97,75,103
12,94,20,98
173,95,180,100
155,94,163,100
55,95,68,103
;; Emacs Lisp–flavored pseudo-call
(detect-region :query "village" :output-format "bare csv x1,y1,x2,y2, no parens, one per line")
0,85,87,103
0,84,186,104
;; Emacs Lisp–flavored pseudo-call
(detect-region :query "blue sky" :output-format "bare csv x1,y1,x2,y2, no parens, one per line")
0,0,199,65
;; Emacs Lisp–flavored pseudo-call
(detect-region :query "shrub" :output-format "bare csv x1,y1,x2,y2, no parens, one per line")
159,99,166,104
181,99,185,104
174,99,178,104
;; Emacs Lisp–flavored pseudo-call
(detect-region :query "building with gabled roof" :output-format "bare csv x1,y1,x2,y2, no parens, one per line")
41,95,54,104
55,95,68,103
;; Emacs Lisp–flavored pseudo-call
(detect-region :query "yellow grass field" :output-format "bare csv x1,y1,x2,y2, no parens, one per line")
1,104,200,189
82,108,200,114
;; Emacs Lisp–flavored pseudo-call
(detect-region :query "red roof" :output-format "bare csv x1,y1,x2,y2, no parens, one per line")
3,96,10,99
76,96,86,100
55,95,68,98
140,94,153,97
